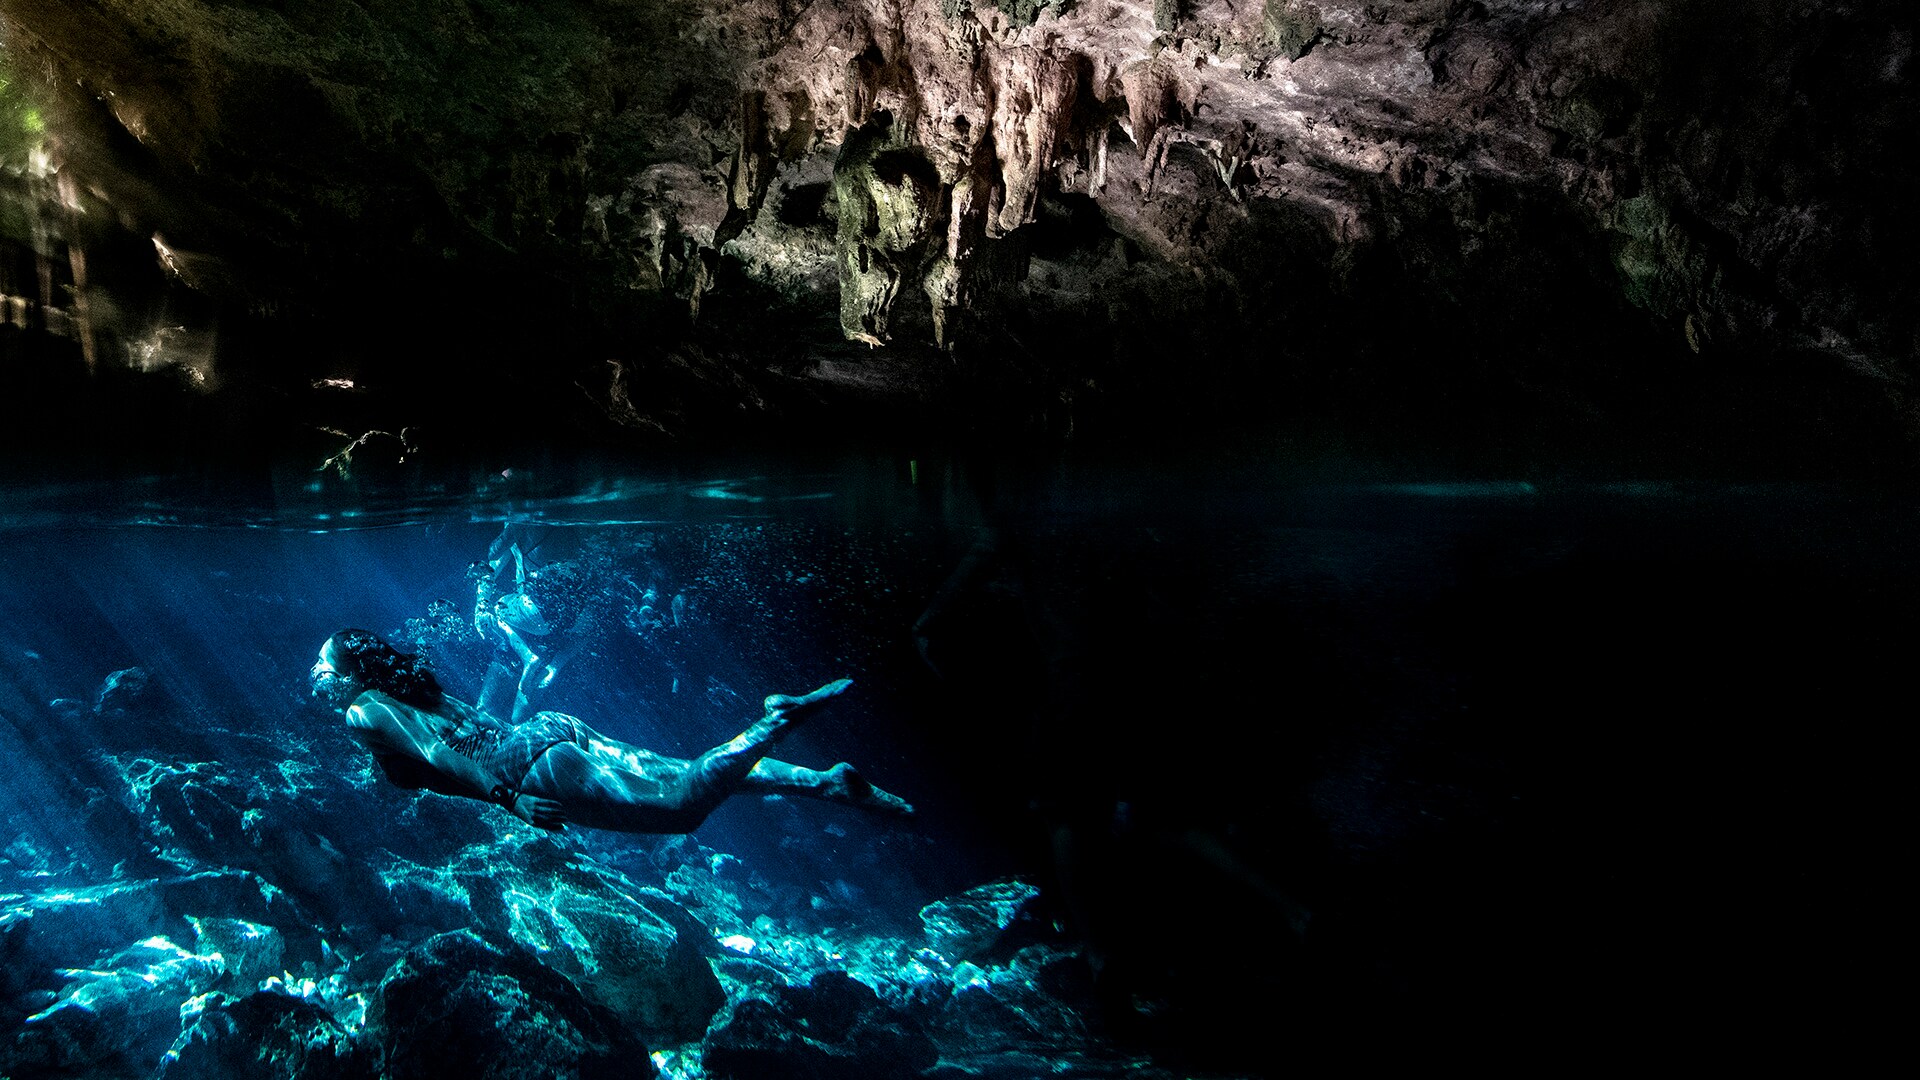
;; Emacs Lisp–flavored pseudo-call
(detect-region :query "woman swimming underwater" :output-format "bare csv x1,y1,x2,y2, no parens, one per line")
311,629,912,834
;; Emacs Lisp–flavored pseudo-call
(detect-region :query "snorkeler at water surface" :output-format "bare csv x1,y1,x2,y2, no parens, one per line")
470,522,690,723
311,629,912,834
471,521,594,724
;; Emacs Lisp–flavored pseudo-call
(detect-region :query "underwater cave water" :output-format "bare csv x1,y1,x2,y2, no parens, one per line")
0,444,1911,1076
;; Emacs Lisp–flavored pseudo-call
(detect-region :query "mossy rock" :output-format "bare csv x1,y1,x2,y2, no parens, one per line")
833,119,944,341
866,149,943,253
983,0,1074,29
1554,76,1640,142
0,45,49,171
1262,0,1324,61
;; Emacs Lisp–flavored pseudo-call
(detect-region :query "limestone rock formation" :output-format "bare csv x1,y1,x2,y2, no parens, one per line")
917,877,1040,962
0,0,1912,439
372,929,654,1080
6,936,224,1077
448,844,728,1044
157,990,374,1080
92,666,152,715
702,970,938,1080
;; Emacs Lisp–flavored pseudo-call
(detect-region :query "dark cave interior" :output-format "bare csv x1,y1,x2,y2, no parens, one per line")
0,2,1913,1077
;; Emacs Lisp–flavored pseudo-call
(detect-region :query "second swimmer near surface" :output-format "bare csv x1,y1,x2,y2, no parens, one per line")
312,628,913,835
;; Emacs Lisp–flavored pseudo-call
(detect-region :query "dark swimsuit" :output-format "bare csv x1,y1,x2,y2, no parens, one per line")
364,699,586,800
466,713,587,796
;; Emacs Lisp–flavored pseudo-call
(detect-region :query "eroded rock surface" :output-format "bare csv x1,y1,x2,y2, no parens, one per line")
0,0,1910,441
157,990,373,1080
373,929,653,1080
8,936,223,1076
918,877,1040,962
0,625,1126,1079
703,970,938,1080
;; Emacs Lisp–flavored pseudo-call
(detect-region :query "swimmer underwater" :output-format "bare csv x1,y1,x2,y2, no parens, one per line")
311,629,912,834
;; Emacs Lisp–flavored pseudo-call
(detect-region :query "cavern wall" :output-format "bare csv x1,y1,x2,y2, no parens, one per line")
0,0,1912,444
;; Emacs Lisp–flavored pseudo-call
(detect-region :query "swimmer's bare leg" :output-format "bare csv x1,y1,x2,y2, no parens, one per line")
511,639,579,722
495,618,547,723
682,679,853,806
478,652,519,719
513,655,544,723
533,638,583,693
760,679,854,719
743,758,915,816
510,681,873,833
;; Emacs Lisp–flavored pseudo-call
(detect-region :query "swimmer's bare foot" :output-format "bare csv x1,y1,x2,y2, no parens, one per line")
825,762,914,817
764,678,853,723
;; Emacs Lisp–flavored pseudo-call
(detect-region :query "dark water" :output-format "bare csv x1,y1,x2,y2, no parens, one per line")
1,443,1911,1073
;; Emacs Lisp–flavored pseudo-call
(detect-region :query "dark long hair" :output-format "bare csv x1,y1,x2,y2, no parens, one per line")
326,629,444,708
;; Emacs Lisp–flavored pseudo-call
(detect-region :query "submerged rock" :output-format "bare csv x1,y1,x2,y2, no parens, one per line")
1,871,312,994
918,878,1041,962
5,936,223,1077
923,945,1164,1080
394,837,730,1044
703,970,937,1080
922,1050,1175,1080
157,989,373,1080
1,880,170,1001
935,945,1094,1046
488,877,723,1044
102,749,418,931
372,928,653,1080
94,667,153,715
187,915,286,992
49,697,89,721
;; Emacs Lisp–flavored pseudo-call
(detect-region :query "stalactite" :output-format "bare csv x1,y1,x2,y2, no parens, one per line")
1089,122,1109,197
689,250,714,324
66,239,94,371
0,0,1897,422
924,152,993,348
32,216,52,325
986,48,1081,240
845,42,888,130
717,92,776,249
1121,61,1176,162
834,113,942,345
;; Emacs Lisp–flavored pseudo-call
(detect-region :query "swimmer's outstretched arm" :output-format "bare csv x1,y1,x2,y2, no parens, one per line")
346,694,566,831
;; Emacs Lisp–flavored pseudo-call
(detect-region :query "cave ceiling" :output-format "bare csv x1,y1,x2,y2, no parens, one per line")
0,0,1912,446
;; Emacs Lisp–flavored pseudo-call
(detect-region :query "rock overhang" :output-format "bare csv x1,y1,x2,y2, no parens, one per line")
0,0,1909,450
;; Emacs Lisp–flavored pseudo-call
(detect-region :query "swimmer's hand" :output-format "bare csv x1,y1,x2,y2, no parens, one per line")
493,785,566,831
513,794,567,832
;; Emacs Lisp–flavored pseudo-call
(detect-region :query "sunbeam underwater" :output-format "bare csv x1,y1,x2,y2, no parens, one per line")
1,450,1911,1077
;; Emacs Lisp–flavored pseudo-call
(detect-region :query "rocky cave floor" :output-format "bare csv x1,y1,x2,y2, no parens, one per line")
2,665,1145,1080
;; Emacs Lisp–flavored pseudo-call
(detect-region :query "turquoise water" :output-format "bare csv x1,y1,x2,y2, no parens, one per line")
1,448,1910,1074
